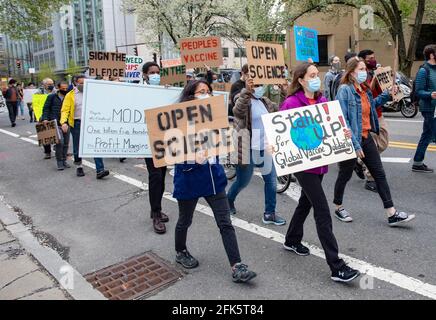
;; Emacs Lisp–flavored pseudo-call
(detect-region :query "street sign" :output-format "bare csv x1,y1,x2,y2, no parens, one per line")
29,68,35,74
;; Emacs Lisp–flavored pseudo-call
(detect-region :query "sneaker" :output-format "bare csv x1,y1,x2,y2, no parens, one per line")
57,161,65,171
232,263,257,283
334,208,353,222
63,161,71,169
412,164,434,173
44,153,51,160
76,167,85,177
11,123,16,127
176,250,199,269
283,243,310,256
228,199,236,215
263,213,286,226
354,162,365,180
388,211,416,227
119,158,126,163
96,170,110,179
331,265,360,283
365,180,377,192
289,174,297,183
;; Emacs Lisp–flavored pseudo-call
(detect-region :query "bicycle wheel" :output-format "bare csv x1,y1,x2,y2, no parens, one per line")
276,175,291,194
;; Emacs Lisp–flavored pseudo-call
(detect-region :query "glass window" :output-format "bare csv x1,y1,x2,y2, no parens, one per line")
317,35,329,66
415,24,436,60
223,48,229,58
234,48,246,58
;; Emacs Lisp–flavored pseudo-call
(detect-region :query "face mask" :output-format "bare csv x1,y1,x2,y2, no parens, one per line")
332,62,341,70
148,74,161,85
197,94,211,100
366,60,377,70
47,85,54,91
306,77,321,93
253,86,266,99
77,84,84,92
356,71,368,84
284,69,289,79
59,90,68,96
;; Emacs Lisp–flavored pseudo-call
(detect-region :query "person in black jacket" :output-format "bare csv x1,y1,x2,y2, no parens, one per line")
41,81,71,171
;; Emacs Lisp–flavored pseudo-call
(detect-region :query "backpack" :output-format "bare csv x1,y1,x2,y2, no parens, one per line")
411,64,431,105
330,71,344,100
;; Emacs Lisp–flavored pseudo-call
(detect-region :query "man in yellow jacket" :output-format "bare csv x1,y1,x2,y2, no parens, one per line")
60,75,109,179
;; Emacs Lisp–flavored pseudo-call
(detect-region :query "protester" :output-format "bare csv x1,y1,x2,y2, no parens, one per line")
173,79,257,283
412,44,436,173
227,78,286,226
329,52,357,102
280,62,360,283
229,64,249,115
141,62,169,234
2,79,19,127
60,75,110,179
16,83,25,120
41,81,71,171
186,69,195,83
355,49,390,192
36,78,56,159
334,57,416,226
26,82,37,122
323,55,341,101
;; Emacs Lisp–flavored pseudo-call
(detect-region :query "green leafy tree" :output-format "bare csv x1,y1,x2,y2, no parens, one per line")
282,0,436,76
36,63,56,84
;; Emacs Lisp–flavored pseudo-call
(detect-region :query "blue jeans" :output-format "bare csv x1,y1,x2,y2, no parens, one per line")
413,112,436,165
227,149,277,214
71,119,104,172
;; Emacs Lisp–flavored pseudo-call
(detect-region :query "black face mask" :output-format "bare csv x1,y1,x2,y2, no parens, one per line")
47,85,55,91
59,90,68,96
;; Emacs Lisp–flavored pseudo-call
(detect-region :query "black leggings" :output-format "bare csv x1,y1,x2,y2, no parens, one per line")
145,158,167,215
334,134,394,209
286,172,345,272
175,191,241,266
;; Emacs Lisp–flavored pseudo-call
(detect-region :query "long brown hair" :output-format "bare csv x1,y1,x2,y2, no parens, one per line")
341,57,370,91
287,62,321,99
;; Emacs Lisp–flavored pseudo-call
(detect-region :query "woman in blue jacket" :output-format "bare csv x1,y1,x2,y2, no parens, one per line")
334,57,415,226
173,80,256,283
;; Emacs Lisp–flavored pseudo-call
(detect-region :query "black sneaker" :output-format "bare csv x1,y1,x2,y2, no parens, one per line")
11,123,16,127
263,213,286,226
76,167,85,177
57,161,65,171
334,208,353,222
412,164,434,173
232,263,257,283
176,250,199,269
388,211,416,227
119,158,126,163
96,170,110,179
44,153,51,160
354,162,365,180
283,243,310,256
365,180,378,192
331,265,360,283
289,174,297,183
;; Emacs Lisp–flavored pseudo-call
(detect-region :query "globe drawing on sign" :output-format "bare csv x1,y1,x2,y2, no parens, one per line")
291,116,324,150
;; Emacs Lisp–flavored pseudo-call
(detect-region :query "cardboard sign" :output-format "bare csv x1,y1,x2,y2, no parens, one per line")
294,26,319,62
125,55,145,81
144,95,232,167
161,58,183,68
23,89,38,104
32,94,49,121
262,101,356,177
179,36,223,68
212,82,232,92
79,80,229,158
374,66,403,101
245,41,287,85
256,34,286,44
36,120,60,146
89,51,126,77
160,65,186,87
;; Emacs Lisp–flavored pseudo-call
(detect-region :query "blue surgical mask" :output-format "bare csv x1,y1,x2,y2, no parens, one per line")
253,86,266,99
356,71,368,84
306,77,321,93
148,74,161,85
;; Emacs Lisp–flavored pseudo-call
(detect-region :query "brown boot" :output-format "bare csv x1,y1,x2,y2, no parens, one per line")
152,212,166,234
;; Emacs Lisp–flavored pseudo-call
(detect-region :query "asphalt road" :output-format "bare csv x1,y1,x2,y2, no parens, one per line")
0,110,435,300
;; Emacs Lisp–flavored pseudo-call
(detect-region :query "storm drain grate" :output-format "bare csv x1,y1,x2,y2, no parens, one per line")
85,251,182,300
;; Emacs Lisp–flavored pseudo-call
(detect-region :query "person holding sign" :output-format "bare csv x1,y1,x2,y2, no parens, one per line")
172,80,257,283
334,57,416,227
60,75,110,180
227,78,286,226
279,62,360,283
142,62,170,234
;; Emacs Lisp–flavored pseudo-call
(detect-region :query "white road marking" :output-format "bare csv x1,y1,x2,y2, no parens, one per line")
29,134,37,138
0,128,20,138
381,157,411,164
2,128,436,299
385,119,423,123
20,137,39,145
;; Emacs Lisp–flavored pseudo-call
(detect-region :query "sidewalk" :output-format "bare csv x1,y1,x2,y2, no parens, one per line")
0,216,70,300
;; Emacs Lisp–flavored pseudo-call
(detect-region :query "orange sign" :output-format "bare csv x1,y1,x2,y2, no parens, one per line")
180,36,223,68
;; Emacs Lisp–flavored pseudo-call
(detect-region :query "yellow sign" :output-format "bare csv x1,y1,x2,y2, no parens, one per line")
32,94,49,121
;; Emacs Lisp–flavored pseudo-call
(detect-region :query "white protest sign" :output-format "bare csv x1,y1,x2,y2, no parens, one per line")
23,89,38,104
79,80,229,158
125,55,145,81
262,100,356,177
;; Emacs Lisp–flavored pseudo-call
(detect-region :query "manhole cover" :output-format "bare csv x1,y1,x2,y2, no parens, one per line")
85,251,182,300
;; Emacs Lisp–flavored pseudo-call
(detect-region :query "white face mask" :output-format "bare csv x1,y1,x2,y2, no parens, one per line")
197,94,211,100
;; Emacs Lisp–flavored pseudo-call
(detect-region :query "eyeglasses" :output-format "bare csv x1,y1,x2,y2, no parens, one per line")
194,89,212,95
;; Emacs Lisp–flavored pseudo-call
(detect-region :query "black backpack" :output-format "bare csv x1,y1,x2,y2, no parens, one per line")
329,71,344,100
411,64,431,105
